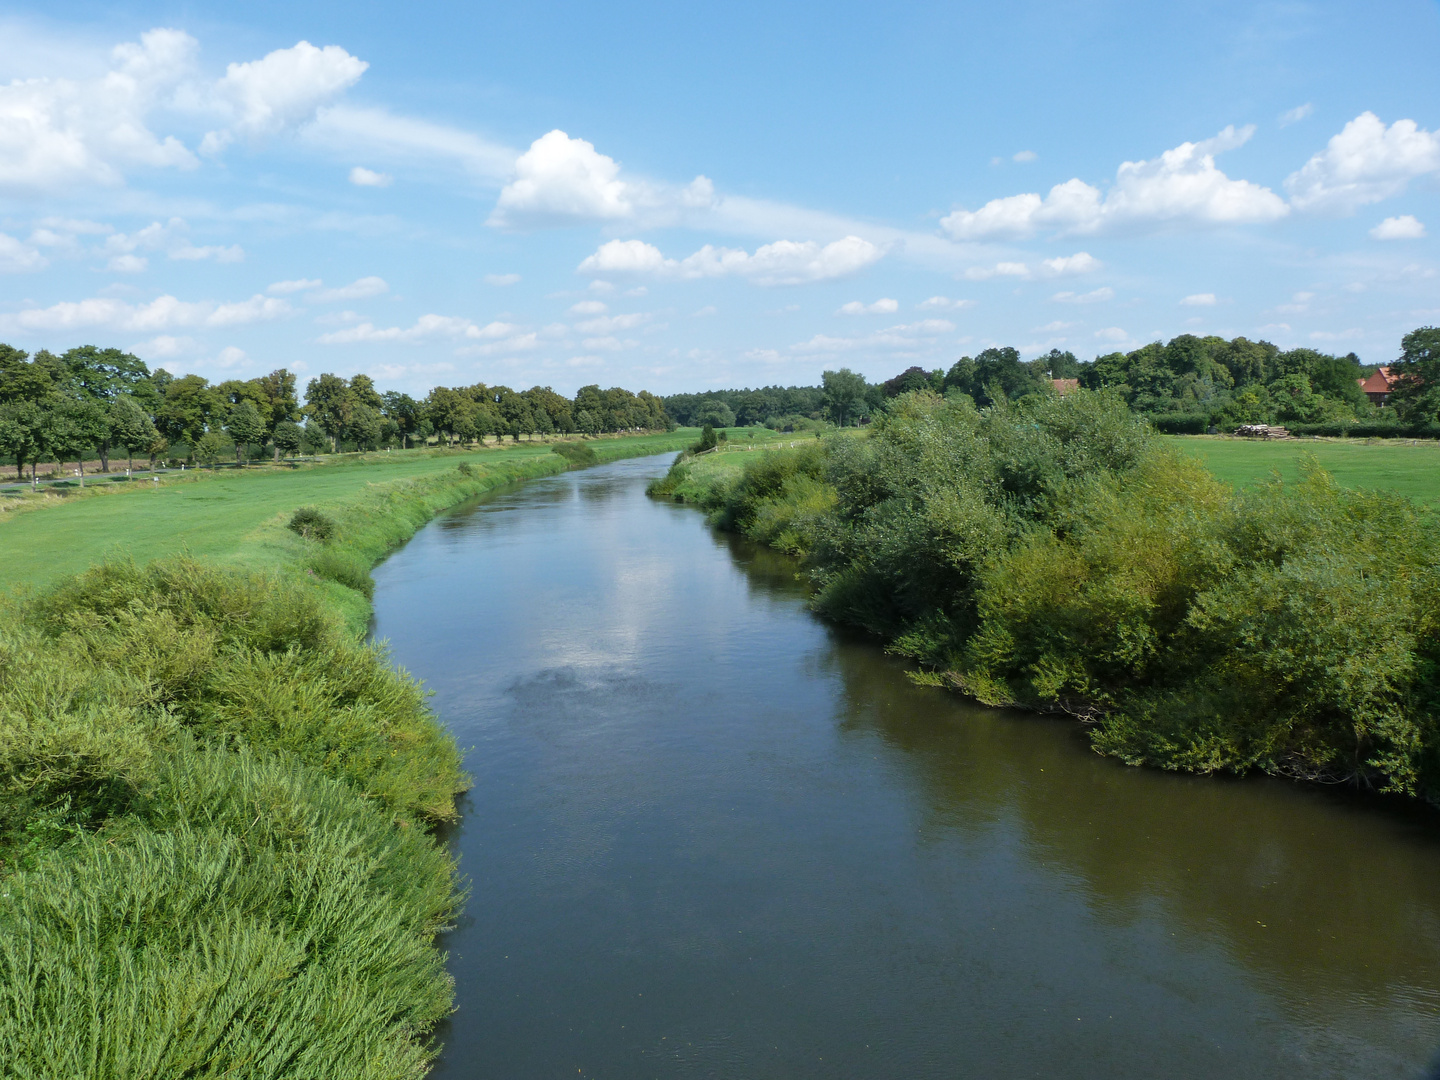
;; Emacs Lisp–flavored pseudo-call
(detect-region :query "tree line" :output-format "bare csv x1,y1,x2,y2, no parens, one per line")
0,343,674,480
662,326,1440,437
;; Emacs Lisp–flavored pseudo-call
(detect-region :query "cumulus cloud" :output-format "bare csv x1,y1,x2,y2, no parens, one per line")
568,300,608,316
964,252,1100,280
318,314,521,345
0,29,367,194
577,235,883,286
311,276,388,302
1052,287,1115,303
837,298,898,315
99,217,243,266
0,292,291,333
790,319,955,355
918,296,974,310
1369,214,1426,240
107,255,148,273
1287,113,1440,213
484,273,520,286
203,41,367,151
1181,292,1217,306
1094,327,1130,343
0,233,49,272
574,312,651,335
487,129,716,228
1012,150,1037,163
942,126,1287,239
349,165,392,187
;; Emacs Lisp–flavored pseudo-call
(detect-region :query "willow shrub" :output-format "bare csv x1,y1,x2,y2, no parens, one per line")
676,388,1440,797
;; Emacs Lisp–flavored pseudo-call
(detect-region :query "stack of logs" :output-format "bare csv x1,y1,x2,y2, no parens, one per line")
1233,424,1291,439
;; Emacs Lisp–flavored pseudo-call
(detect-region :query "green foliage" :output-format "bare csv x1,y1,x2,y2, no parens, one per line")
288,505,336,540
308,545,375,597
552,441,598,468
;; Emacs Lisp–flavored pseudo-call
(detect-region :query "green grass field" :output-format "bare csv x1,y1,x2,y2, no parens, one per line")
1170,435,1440,506
0,432,701,594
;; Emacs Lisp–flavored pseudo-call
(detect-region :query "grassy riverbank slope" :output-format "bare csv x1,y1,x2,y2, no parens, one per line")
652,393,1440,802
0,430,694,1077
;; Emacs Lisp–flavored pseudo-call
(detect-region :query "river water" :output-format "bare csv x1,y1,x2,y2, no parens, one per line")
371,453,1440,1079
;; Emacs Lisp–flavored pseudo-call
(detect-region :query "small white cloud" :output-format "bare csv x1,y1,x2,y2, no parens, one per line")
578,235,883,286
170,243,244,262
1,293,291,333
268,278,323,294
1041,252,1100,276
691,305,717,317
963,261,1030,280
966,253,1100,281
837,298,899,315
1094,327,1129,343
1370,214,1426,240
1257,322,1291,333
575,312,650,334
215,345,248,369
1053,287,1115,304
312,275,388,302
568,300,608,316
624,285,647,297
129,334,196,358
918,296,974,311
318,314,521,345
1275,291,1313,314
106,254,149,273
0,232,49,272
1287,113,1440,213
209,40,367,143
1012,150,1037,163
484,273,520,286
1034,320,1077,332
1180,292,1217,306
349,165,393,187
1279,103,1313,127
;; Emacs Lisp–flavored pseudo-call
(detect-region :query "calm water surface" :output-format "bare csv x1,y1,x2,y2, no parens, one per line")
371,454,1440,1079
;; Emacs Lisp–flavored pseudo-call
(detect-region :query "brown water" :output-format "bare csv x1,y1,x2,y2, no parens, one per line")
370,453,1440,1079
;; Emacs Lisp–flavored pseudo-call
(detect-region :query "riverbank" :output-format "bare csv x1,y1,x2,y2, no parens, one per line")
0,430,697,1077
652,392,1440,802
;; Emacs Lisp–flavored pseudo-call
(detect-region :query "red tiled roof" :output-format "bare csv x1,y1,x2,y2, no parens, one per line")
1358,367,1394,394
1052,378,1080,395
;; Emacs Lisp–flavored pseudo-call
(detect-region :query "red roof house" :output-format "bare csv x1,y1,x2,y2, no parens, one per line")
1357,367,1396,405
1052,378,1080,396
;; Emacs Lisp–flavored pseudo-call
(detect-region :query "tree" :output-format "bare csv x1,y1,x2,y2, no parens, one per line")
155,375,219,462
1389,326,1440,423
381,391,422,448
272,420,304,458
0,345,57,404
226,400,266,464
194,430,224,468
304,373,353,452
0,399,45,482
821,368,868,426
347,403,384,450
43,394,108,485
693,399,735,428
61,346,151,470
882,366,933,398
256,369,301,458
107,394,160,471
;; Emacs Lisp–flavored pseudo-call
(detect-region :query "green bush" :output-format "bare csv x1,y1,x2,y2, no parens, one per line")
309,545,375,598
288,505,335,540
552,441,598,468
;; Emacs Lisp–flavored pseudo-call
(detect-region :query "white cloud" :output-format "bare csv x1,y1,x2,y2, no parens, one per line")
577,235,883,286
1094,327,1130,343
129,334,196,358
490,130,633,226
99,217,242,265
1287,113,1440,213
574,312,651,334
965,252,1100,280
312,275,389,302
1279,103,1313,127
318,314,521,345
1275,291,1313,314
837,298,899,315
215,345,248,369
484,273,520,286
1034,320,1077,332
1052,287,1115,303
1180,292,1217,306
790,318,955,355
1013,150,1037,163
1370,214,1426,240
268,277,323,294
1,292,292,333
349,165,392,187
106,254,148,273
568,300,608,316
205,41,366,148
942,125,1287,239
0,233,49,271
303,105,515,182
918,296,974,310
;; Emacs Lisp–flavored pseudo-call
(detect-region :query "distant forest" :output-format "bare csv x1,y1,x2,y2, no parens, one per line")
665,327,1440,436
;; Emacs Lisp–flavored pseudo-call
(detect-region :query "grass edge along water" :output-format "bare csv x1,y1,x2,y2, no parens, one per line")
0,430,696,1079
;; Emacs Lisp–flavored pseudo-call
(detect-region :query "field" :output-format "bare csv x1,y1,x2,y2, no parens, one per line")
0,432,701,595
1169,435,1440,506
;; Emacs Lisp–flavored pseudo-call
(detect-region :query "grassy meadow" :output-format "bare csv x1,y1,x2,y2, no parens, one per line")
1170,435,1440,506
0,431,699,596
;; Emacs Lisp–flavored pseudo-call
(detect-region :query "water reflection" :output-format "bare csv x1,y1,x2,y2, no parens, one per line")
370,454,1440,1080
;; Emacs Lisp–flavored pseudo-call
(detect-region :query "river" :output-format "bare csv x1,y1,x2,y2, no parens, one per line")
370,453,1440,1079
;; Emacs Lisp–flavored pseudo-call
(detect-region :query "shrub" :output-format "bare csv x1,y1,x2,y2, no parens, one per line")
456,460,475,476
288,505,335,541
552,442,598,468
308,546,375,598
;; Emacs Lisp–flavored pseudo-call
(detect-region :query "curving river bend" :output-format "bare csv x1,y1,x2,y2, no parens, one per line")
371,453,1440,1079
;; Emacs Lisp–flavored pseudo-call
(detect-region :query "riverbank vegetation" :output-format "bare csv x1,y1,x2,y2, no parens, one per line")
654,388,1440,800
0,430,700,1075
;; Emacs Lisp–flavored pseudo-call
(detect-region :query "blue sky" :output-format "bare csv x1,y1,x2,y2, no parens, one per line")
1,0,1437,396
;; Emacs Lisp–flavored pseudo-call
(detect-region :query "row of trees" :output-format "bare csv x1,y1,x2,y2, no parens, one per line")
670,327,1439,436
0,344,675,480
